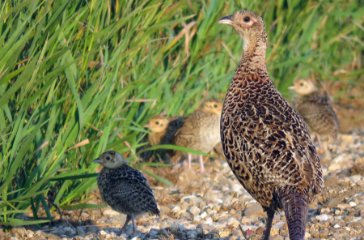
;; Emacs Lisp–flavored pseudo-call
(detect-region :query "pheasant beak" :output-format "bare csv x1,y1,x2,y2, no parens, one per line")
144,123,150,128
219,15,233,25
93,158,103,164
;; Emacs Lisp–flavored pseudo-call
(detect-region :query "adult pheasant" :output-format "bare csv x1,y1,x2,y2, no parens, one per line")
219,10,323,240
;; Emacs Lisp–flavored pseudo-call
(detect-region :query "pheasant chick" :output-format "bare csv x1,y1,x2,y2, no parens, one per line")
94,151,159,233
289,79,339,141
174,100,223,172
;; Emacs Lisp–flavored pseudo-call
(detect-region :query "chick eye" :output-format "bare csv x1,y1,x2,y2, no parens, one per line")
155,121,159,125
299,82,304,86
243,16,250,23
214,104,218,108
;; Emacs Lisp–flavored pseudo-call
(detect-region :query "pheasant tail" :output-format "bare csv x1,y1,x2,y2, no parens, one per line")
281,191,308,240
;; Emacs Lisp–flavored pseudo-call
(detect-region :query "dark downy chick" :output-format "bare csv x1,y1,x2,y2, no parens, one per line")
219,11,323,240
94,151,159,233
289,79,339,141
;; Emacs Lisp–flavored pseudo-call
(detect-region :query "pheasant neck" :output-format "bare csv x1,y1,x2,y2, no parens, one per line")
239,35,267,72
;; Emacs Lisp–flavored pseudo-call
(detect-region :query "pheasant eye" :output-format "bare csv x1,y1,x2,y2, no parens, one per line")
105,156,111,161
214,104,218,108
155,121,159,125
243,16,250,23
299,82,304,86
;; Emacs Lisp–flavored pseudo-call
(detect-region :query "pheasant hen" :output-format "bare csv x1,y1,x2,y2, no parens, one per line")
219,11,323,240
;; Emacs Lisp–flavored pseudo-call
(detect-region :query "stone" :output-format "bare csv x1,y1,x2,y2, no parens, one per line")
243,202,264,219
218,229,230,238
169,223,185,233
199,211,208,219
103,208,120,216
186,230,198,239
171,205,183,218
316,214,332,221
180,195,201,204
227,217,240,228
329,154,353,171
189,205,201,216
205,217,213,224
337,203,351,209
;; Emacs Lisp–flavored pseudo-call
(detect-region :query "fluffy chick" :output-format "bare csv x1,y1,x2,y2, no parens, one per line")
289,79,339,140
144,115,184,162
174,100,223,172
146,115,184,146
94,151,159,233
146,116,170,146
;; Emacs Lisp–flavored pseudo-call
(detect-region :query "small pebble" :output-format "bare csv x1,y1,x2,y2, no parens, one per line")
316,214,332,221
189,205,201,216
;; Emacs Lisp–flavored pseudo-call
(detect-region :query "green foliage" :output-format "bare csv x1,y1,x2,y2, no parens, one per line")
0,0,363,226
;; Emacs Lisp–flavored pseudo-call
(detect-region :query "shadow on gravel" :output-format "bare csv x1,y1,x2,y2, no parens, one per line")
10,219,224,239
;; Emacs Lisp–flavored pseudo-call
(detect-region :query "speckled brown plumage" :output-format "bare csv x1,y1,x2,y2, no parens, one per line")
174,100,222,172
290,79,339,140
219,11,323,240
94,151,159,232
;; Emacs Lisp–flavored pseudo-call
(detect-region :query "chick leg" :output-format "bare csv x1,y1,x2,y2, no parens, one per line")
187,153,192,169
121,214,131,232
131,215,136,233
199,155,205,173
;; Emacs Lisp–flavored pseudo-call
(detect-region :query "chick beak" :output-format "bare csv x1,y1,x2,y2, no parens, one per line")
93,158,103,164
144,123,150,128
288,86,296,91
219,15,233,25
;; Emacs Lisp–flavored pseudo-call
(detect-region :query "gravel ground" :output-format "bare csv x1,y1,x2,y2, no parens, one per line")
1,131,364,240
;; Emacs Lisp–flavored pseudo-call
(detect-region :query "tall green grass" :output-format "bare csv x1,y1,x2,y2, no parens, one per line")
0,0,363,226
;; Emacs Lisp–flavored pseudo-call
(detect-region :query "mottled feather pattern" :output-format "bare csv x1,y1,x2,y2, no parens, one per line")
98,165,160,216
221,62,323,209
219,10,323,239
175,111,220,153
295,92,339,139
